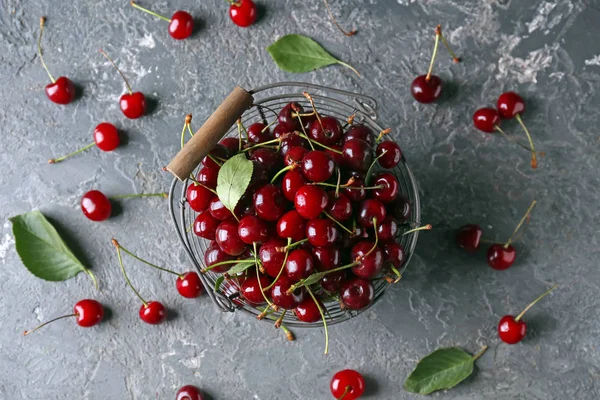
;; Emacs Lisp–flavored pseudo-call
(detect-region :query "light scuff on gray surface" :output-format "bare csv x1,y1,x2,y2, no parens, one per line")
1,0,599,399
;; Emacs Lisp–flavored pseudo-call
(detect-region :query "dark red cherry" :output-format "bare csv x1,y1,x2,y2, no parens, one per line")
168,11,194,40
487,244,516,270
498,315,526,344
373,172,399,203
357,199,386,228
139,301,167,325
176,385,204,400
187,184,213,212
280,133,308,156
383,242,404,268
192,210,220,240
389,195,411,222
284,146,309,167
326,192,353,221
344,125,374,146
330,369,365,400
215,220,246,256
351,241,384,279
278,102,302,130
456,224,483,252
81,190,112,221
271,275,305,309
250,148,281,171
376,141,402,169
342,139,372,172
249,161,269,186
45,76,76,105
320,270,346,292
259,238,287,277
326,145,345,166
234,197,256,219
343,178,367,202
197,165,219,190
340,278,374,310
308,116,343,145
247,122,272,144
410,74,442,103
229,0,257,28
241,275,272,304
253,184,286,222
238,215,269,245
176,271,203,298
220,137,242,154
377,216,398,241
312,246,341,270
285,249,315,282
473,108,500,133
497,92,525,119
294,297,323,323
202,144,228,169
282,170,307,202
93,122,120,151
302,151,334,182
120,92,146,119
306,218,340,247
204,240,235,273
295,185,329,219
277,210,306,242
74,299,104,327
209,197,234,220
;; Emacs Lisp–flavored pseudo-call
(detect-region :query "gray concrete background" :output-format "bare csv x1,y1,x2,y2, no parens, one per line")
1,0,599,399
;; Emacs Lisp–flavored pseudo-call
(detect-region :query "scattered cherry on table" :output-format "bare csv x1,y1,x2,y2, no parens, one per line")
99,49,146,119
130,1,194,40
330,369,365,400
456,224,483,252
176,385,204,400
24,299,104,336
49,122,120,164
228,0,257,28
497,91,538,169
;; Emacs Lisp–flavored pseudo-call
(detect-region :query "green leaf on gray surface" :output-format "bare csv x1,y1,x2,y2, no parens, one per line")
216,153,254,214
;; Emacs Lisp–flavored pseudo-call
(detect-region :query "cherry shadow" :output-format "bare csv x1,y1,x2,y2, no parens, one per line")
100,305,114,323
190,18,204,38
255,3,267,23
45,216,93,270
144,95,159,116
362,374,379,397
437,79,460,104
109,200,124,219
116,126,130,147
73,82,85,102
200,390,216,400
165,307,179,322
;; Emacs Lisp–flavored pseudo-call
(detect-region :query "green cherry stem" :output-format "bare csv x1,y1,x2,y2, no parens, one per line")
495,125,533,152
362,218,379,258
515,284,558,322
284,238,308,251
254,243,278,310
505,200,537,248
180,114,192,150
402,224,433,236
241,137,282,153
37,17,55,83
263,238,292,292
271,165,295,183
23,313,79,336
472,345,488,361
515,113,538,169
99,49,133,95
280,324,295,341
313,182,384,190
323,211,353,234
202,259,254,273
130,1,171,22
375,128,392,143
364,151,387,185
437,24,461,63
237,119,249,142
112,239,148,306
115,240,181,277
48,142,96,164
292,105,315,151
425,25,441,82
188,177,218,195
274,309,287,328
302,92,323,129
307,286,329,355
295,132,343,154
109,192,168,200
338,386,351,400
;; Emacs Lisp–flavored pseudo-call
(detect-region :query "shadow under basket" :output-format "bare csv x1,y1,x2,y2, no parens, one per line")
167,82,421,328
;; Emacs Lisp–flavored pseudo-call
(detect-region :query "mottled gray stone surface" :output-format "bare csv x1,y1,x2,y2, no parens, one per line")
1,0,599,399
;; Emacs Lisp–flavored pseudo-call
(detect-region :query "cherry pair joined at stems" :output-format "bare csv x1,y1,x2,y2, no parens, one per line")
23,299,104,336
81,190,167,222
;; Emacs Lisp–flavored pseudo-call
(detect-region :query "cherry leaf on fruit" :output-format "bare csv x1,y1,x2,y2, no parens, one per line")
216,153,254,214
227,261,255,275
403,347,478,395
266,34,359,76
9,210,96,286
299,271,328,288
214,275,225,292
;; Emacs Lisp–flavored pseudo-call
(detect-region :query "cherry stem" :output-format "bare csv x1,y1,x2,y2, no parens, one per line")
313,182,384,190
292,106,315,151
113,239,148,306
505,200,537,248
281,324,295,341
472,345,488,361
285,238,308,251
23,313,78,336
274,309,287,328
206,153,223,167
425,25,441,82
115,241,181,277
437,25,461,63
323,0,357,37
189,177,218,195
324,211,353,234
99,49,133,95
37,17,55,83
295,132,343,154
334,168,342,197
307,286,329,355
180,114,193,150
48,142,96,164
110,192,168,199
376,128,392,143
362,218,379,258
389,265,402,283
263,238,292,292
303,92,323,128
130,1,171,22
402,224,433,236
495,126,533,152
254,243,278,310
338,386,351,400
515,284,557,322
365,151,387,185
242,138,282,153
201,259,253,273
515,114,537,169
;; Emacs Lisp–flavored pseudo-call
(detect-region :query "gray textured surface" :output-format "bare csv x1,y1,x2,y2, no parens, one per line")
1,0,599,399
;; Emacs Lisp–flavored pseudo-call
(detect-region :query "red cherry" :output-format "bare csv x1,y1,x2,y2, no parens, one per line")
192,210,220,240
285,249,315,282
280,170,306,202
238,215,269,245
383,242,404,268
456,224,483,252
344,125,374,145
197,165,219,189
215,220,247,256
302,151,335,182
411,75,442,103
498,315,526,344
326,144,345,166
473,108,500,133
176,385,204,400
209,197,234,220
229,0,257,28
497,91,525,119
343,178,366,203
253,184,286,222
373,172,399,203
376,141,402,169
357,199,386,227
283,146,309,167
312,246,341,270
271,275,305,309
139,301,167,325
330,369,365,400
321,270,346,292
295,185,329,219
326,192,353,221
294,297,323,323
81,190,112,221
119,92,146,119
202,144,228,169
168,11,194,40
259,238,287,277
250,148,281,171
351,241,384,279
204,241,235,273
377,216,398,241
187,184,213,212
74,299,104,327
93,122,120,151
241,275,272,304
306,218,340,247
389,195,411,222
220,137,241,154
277,210,306,242
487,244,516,270
45,76,76,105
277,102,302,130
176,271,203,298
342,139,372,172
340,278,374,310
247,122,273,145
308,116,343,146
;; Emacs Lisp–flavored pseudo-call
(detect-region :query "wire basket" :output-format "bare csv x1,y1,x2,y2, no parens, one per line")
168,82,421,327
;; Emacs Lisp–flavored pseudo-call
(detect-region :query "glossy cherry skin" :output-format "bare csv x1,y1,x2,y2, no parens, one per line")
295,185,329,219
202,144,228,169
93,122,120,151
326,192,353,221
389,195,411,222
330,369,365,400
45,76,76,105
168,11,194,40
320,270,346,292
247,122,272,145
487,244,516,270
341,278,374,310
351,241,384,279
373,172,399,203
238,215,269,245
229,0,257,28
197,165,219,190
278,102,302,130
74,299,104,327
383,242,404,268
250,148,281,172
204,240,235,273
277,210,306,242
302,151,335,182
241,275,272,304
308,116,343,145
209,197,234,220
285,249,315,282
358,199,386,228
187,184,214,212
176,271,203,298
271,275,305,309
253,184,286,222
219,137,241,154
284,146,309,167
306,218,340,247
342,139,372,172
81,190,112,221
344,125,374,146
139,301,167,325
294,297,323,323
192,210,220,240
498,315,526,344
326,144,344,166
312,246,341,270
343,178,367,203
215,220,246,256
497,92,525,119
410,74,442,103
282,169,307,202
176,385,204,400
119,92,146,119
376,141,402,169
259,238,287,277
456,224,483,252
377,216,398,241
473,108,500,133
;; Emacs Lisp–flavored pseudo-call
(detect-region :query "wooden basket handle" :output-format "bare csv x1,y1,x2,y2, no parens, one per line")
166,86,254,180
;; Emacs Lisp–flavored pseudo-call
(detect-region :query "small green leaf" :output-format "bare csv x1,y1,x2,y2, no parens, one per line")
267,34,359,76
216,153,254,214
214,275,225,292
9,210,96,286
227,261,255,275
299,271,327,288
404,347,481,395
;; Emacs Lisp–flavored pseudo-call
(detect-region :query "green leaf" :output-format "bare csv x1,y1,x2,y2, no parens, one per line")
404,347,480,395
227,261,255,275
214,275,225,292
216,153,254,214
267,34,359,76
9,210,96,287
299,271,328,288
